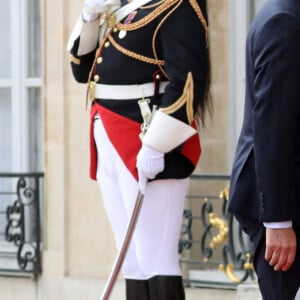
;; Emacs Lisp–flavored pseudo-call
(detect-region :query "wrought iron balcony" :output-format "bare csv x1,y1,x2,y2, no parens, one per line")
0,172,255,286
179,174,256,288
0,173,43,277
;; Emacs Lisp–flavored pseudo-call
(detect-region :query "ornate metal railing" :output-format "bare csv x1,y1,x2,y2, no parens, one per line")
179,174,256,288
0,173,43,277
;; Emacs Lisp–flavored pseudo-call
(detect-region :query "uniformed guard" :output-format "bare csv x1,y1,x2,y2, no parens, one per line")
67,0,210,298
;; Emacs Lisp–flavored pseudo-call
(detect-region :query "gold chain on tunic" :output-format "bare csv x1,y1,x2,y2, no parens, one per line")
114,0,209,78
116,0,179,31
108,34,165,65
117,0,208,41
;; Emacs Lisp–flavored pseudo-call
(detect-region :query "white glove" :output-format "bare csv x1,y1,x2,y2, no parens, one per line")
82,0,121,22
82,0,105,22
136,145,164,194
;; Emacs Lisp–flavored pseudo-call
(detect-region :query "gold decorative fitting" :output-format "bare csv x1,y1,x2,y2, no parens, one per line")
88,81,96,101
221,263,242,284
97,57,103,64
69,54,80,65
243,253,254,270
219,186,230,201
94,74,100,82
208,213,228,249
155,74,161,80
104,41,110,48
107,14,117,27
119,30,127,39
219,253,254,284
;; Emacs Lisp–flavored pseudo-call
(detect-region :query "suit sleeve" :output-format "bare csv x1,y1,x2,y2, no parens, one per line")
253,13,300,222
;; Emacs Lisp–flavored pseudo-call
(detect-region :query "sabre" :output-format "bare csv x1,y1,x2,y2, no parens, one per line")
100,190,144,300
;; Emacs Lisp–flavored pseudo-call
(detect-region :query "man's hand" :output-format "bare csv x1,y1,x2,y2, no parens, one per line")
265,227,297,271
136,145,164,194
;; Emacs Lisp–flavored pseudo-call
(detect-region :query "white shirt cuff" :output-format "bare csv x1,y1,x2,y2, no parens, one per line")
263,221,293,229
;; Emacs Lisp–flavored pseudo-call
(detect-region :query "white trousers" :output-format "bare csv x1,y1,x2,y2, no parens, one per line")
94,115,189,280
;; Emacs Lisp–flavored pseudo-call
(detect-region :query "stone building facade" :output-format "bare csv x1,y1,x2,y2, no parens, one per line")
0,0,266,299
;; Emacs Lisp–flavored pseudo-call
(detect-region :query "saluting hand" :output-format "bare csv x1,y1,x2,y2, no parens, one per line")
82,0,106,22
82,0,121,22
265,227,297,272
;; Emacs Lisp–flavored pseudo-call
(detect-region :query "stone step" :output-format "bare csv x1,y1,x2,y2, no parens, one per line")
237,284,300,300
0,276,236,300
0,275,298,300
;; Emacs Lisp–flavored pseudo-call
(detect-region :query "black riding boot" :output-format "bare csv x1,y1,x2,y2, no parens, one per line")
148,275,185,300
125,279,150,300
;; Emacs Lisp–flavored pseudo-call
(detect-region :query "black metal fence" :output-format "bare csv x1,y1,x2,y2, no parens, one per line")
179,174,256,288
0,173,43,277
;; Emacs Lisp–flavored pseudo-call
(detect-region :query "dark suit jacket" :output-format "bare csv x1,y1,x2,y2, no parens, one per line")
228,0,300,225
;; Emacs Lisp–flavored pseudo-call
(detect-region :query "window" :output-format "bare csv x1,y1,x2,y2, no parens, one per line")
0,0,42,277
0,0,42,173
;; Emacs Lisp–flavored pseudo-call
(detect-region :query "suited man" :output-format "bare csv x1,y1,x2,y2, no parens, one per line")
228,0,300,299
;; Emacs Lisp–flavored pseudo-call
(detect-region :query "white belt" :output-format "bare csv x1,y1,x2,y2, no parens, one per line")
94,81,169,100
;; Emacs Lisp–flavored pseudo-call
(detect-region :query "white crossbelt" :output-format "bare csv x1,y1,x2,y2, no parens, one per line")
94,81,169,100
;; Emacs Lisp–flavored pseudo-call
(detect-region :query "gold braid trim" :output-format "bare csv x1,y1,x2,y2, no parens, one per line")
116,0,179,31
107,34,165,66
160,72,194,124
152,0,183,79
69,54,80,65
188,0,209,44
151,0,208,111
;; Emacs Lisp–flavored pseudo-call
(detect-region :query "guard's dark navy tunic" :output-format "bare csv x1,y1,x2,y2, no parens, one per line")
69,0,209,181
